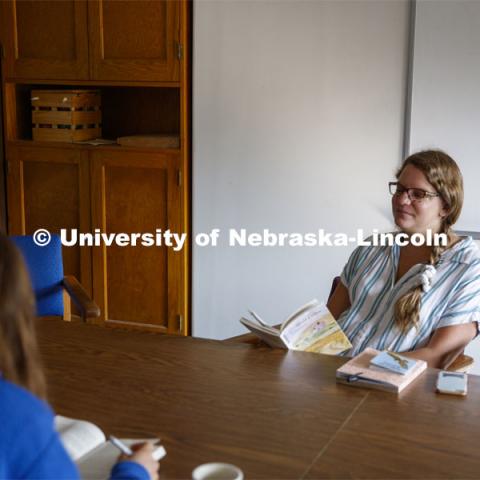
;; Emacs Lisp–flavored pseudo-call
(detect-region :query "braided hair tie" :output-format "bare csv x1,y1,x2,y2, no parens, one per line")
420,265,436,292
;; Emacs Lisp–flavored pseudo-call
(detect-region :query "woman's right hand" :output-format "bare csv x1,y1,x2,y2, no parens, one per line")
120,442,160,480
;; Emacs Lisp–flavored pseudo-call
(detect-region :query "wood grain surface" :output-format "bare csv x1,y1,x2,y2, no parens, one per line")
36,320,480,479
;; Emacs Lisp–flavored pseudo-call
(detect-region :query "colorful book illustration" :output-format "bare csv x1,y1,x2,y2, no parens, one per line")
336,348,427,394
370,351,417,375
239,299,352,355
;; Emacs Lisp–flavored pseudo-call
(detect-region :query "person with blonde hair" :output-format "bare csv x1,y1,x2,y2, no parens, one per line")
0,234,159,479
328,150,480,367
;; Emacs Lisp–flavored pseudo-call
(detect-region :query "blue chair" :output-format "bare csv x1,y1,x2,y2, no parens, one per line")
11,234,100,321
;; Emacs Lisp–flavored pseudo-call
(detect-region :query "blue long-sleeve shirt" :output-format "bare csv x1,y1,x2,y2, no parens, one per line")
0,378,149,480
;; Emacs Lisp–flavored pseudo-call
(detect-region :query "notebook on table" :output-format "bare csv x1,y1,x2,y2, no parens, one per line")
336,348,427,393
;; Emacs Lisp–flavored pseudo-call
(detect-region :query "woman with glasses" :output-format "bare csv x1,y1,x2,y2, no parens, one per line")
327,150,480,368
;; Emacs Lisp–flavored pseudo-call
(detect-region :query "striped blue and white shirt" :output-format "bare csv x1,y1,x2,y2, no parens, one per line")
338,236,480,356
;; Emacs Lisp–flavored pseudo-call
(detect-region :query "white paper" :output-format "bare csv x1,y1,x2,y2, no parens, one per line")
55,415,165,479
55,415,106,461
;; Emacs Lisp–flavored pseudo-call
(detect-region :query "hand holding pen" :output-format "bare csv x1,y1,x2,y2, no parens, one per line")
109,436,165,480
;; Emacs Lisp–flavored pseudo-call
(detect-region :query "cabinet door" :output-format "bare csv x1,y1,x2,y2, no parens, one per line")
0,0,89,80
90,150,184,333
88,0,180,82
6,146,92,292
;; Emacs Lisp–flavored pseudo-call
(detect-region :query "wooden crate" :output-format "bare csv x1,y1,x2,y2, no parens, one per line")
31,90,101,142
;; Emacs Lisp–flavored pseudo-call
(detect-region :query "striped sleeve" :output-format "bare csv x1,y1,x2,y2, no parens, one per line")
340,244,372,288
436,261,480,329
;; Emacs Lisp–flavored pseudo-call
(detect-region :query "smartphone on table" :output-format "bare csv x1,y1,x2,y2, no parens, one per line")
436,371,468,396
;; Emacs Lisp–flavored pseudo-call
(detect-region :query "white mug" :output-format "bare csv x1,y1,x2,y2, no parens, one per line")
192,463,244,480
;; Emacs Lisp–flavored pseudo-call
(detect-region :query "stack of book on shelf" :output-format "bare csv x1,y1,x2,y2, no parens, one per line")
336,348,427,393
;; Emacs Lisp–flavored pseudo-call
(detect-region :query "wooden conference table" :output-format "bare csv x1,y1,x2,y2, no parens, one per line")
37,320,480,479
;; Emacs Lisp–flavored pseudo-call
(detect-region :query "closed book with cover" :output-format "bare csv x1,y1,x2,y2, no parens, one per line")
370,350,417,375
336,348,427,393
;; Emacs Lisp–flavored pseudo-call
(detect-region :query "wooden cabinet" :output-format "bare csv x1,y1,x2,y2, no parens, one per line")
0,1,190,334
6,145,92,293
91,149,183,332
89,0,180,82
0,0,89,80
0,0,180,83
5,143,187,333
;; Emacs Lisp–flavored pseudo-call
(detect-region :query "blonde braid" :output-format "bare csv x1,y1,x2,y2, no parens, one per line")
394,224,452,331
394,285,423,332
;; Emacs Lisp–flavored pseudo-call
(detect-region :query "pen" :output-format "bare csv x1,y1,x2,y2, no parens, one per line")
109,436,167,461
109,435,133,456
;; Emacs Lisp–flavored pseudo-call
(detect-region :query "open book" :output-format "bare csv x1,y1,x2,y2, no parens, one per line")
239,299,352,355
55,415,166,479
336,348,427,393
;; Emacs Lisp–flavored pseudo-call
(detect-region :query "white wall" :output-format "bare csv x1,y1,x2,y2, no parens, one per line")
193,0,409,339
409,0,480,231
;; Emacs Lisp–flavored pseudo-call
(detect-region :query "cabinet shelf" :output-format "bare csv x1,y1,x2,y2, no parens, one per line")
7,139,181,155
6,78,181,88
5,83,180,144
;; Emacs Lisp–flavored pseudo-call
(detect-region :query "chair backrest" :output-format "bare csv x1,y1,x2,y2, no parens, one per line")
328,276,341,302
10,235,64,316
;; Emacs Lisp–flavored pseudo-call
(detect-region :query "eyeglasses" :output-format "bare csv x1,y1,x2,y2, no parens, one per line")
388,182,440,202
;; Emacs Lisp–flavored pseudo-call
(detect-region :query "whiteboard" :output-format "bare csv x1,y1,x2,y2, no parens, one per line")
409,0,480,234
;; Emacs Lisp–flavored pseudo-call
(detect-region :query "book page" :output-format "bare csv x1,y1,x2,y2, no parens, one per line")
280,302,352,354
77,439,159,480
239,318,287,348
55,415,106,461
280,299,319,331
247,309,270,327
240,317,279,336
